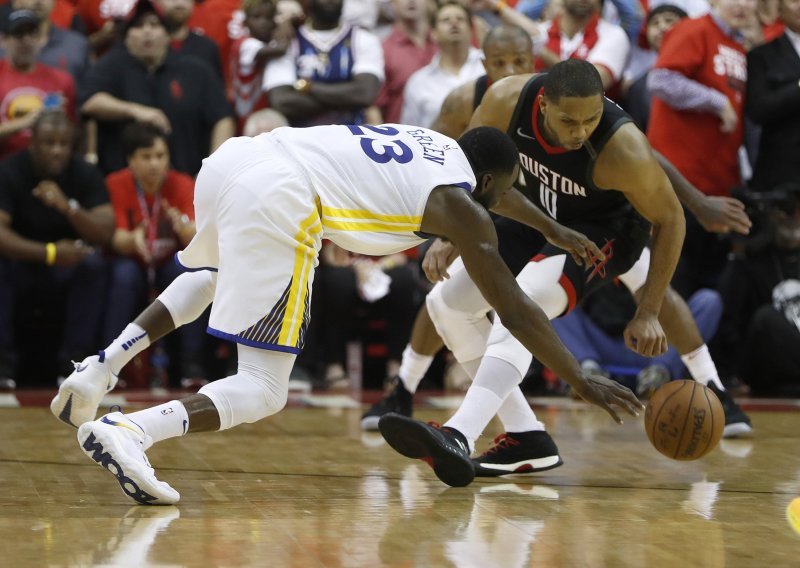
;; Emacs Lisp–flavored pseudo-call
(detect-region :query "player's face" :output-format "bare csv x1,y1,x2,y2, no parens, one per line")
128,138,170,189
30,123,73,177
539,94,603,151
781,0,800,33
646,11,684,51
715,0,758,31
482,37,534,83
475,163,521,209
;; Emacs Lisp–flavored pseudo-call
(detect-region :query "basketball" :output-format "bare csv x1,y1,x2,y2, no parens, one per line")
644,380,725,460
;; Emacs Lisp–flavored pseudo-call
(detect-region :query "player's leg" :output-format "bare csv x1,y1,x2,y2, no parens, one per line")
618,248,752,436
77,344,295,505
52,151,225,428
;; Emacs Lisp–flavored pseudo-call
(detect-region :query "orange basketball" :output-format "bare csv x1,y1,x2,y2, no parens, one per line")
644,380,725,461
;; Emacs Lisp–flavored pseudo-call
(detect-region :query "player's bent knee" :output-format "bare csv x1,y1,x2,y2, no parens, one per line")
485,323,533,381
426,283,491,363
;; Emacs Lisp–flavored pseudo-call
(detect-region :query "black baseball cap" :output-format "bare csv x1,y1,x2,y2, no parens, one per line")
6,9,41,35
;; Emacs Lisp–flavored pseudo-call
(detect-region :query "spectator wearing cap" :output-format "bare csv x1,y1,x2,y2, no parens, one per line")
622,4,688,131
0,9,76,160
746,0,800,192
0,0,90,85
79,0,235,176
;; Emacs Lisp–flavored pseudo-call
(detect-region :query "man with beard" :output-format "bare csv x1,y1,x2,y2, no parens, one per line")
156,0,223,80
0,110,114,385
265,0,384,127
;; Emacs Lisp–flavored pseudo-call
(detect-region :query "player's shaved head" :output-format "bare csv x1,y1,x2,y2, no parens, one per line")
543,59,604,104
482,24,532,52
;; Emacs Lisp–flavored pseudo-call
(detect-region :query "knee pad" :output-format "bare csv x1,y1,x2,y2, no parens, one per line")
199,347,294,430
515,256,569,319
426,280,491,363
484,319,533,380
158,270,217,328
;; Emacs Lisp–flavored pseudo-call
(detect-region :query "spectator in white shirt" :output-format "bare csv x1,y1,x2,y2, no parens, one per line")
400,1,485,128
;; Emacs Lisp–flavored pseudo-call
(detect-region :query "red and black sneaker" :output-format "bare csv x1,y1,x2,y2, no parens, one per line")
379,413,474,487
472,430,563,478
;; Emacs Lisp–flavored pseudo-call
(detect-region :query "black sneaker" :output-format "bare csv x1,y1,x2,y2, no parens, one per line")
378,413,474,487
472,430,563,477
707,382,753,438
361,377,413,431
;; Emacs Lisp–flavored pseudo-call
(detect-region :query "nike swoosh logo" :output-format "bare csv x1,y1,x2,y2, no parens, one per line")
75,363,88,373
516,127,537,141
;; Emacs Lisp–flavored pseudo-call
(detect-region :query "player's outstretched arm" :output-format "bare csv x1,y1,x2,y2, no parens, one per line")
420,186,643,422
653,150,751,235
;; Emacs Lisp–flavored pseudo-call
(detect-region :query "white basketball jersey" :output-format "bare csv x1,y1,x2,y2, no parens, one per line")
267,124,477,255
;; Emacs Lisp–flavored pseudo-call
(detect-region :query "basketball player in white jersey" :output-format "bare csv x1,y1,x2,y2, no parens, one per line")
50,124,643,503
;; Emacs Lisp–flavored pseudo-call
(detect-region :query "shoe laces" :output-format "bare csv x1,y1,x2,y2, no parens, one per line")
486,433,520,454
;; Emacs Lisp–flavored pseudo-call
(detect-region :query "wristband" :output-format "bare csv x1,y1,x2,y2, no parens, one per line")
45,242,56,266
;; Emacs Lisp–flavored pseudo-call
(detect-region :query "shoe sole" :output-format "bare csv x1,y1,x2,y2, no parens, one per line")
473,455,564,477
51,387,98,428
77,421,179,505
379,414,474,487
723,422,753,438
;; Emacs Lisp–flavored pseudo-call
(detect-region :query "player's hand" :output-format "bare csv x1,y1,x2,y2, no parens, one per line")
422,239,459,282
544,225,605,267
695,195,751,235
623,312,668,357
571,372,644,424
719,99,738,134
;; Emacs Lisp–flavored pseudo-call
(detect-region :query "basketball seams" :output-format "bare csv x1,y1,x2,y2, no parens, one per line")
648,380,687,452
673,382,697,460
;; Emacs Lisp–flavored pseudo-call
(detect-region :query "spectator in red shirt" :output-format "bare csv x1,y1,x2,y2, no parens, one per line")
370,0,438,124
103,122,208,384
0,9,75,159
156,0,223,79
647,0,756,296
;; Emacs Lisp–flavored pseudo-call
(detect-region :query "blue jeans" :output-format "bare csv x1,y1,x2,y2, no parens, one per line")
0,252,109,371
551,289,723,378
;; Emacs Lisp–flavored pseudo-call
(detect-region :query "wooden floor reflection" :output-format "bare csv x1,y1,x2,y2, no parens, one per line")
2,402,799,567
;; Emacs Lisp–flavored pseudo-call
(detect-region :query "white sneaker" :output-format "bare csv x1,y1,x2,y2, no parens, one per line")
51,353,118,428
77,412,180,505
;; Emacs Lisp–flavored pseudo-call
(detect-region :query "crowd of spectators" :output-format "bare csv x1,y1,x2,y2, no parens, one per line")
0,0,797,396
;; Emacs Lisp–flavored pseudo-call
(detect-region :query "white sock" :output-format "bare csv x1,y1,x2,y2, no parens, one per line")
398,345,434,393
103,323,150,375
680,344,724,390
444,386,503,453
126,401,190,445
497,388,545,433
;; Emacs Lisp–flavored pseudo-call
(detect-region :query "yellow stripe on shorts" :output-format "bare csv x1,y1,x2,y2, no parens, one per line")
321,205,422,233
278,208,322,347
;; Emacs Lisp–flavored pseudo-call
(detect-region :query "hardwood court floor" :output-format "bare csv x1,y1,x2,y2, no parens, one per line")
1,398,799,567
